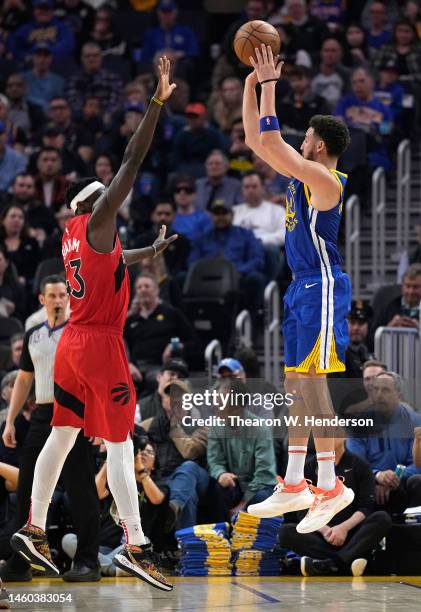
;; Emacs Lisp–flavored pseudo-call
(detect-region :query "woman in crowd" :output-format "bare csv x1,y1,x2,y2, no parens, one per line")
343,23,370,68
374,18,421,86
0,205,40,286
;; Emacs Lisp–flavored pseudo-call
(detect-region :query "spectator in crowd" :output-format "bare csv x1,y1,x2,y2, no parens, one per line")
93,437,169,557
374,60,405,124
87,7,127,60
208,77,243,134
207,377,277,521
8,173,57,244
252,154,289,204
312,38,350,110
46,97,79,151
40,203,72,260
7,0,75,65
34,146,69,211
172,105,226,177
277,65,330,137
343,300,374,379
0,123,27,191
93,154,117,188
8,334,24,374
233,172,285,282
141,379,209,529
124,272,197,371
189,200,265,313
342,360,388,416
195,150,241,211
342,24,370,68
0,93,28,154
216,358,246,382
335,67,393,170
54,0,95,47
66,42,124,118
40,123,87,178
227,118,254,179
134,200,190,278
141,0,199,63
404,0,421,38
308,0,346,30
280,437,392,577
73,96,104,163
0,204,40,284
139,358,189,422
347,371,421,514
171,176,212,243
374,18,421,87
369,264,421,349
0,246,26,321
269,19,312,69
366,0,391,53
21,43,65,112
413,426,421,467
275,0,330,58
5,73,45,143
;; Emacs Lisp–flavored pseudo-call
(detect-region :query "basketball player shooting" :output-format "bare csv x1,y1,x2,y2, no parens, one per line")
11,57,176,591
243,45,354,532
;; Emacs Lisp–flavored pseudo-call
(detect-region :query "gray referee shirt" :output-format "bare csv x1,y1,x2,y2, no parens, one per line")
19,321,67,405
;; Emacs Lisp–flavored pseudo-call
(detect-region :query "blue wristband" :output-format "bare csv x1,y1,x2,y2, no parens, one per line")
259,116,280,133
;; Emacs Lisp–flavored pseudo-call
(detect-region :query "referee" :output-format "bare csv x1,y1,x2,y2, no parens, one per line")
1,275,100,582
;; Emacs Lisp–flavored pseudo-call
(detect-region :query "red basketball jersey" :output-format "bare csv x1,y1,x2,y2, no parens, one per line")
62,214,130,330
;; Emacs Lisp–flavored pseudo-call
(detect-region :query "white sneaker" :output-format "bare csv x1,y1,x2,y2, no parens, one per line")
247,478,314,518
351,558,367,577
296,477,354,534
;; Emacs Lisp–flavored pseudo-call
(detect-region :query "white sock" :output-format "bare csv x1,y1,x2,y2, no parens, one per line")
104,435,146,546
29,426,80,530
284,446,307,485
316,451,336,491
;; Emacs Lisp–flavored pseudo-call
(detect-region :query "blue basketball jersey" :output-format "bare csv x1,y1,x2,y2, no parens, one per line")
285,170,347,275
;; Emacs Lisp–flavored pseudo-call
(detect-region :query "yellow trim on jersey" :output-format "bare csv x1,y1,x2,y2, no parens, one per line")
332,170,348,178
330,169,344,199
284,334,346,374
303,183,311,207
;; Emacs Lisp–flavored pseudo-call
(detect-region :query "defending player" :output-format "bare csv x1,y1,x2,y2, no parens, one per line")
243,45,354,532
11,57,177,591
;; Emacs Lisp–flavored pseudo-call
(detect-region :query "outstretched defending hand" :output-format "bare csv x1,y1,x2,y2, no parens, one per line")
152,224,178,256
249,44,284,83
155,56,177,101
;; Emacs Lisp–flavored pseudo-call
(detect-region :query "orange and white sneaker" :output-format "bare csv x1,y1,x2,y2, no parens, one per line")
296,477,354,534
247,477,314,518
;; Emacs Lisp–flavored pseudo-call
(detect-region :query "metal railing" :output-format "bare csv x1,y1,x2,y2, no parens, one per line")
264,281,280,389
371,167,386,288
396,139,411,256
374,324,421,408
345,195,360,297
204,339,222,386
235,310,252,348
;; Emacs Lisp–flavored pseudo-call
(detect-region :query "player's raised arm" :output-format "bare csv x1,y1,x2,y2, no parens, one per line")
251,44,341,211
123,225,178,266
90,56,176,227
242,70,292,178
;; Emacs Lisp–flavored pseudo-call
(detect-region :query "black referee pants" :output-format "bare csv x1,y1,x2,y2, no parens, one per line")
8,404,100,572
279,511,392,570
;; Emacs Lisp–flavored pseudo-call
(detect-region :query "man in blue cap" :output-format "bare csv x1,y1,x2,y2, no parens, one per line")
142,1,199,62
217,358,246,381
22,43,65,112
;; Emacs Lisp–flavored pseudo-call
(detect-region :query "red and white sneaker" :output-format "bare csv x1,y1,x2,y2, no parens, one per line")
247,478,314,518
296,477,354,534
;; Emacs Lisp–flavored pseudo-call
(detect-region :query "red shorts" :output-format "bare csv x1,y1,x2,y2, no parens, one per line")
52,324,136,442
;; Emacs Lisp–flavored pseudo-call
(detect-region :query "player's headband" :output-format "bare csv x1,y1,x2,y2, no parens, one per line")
70,181,105,213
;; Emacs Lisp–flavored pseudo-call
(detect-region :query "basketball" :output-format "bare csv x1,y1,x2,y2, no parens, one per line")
233,20,281,67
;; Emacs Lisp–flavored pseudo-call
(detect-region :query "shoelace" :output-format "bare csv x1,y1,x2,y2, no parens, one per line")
274,477,313,494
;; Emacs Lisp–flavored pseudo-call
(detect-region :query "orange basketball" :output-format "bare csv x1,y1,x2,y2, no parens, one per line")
233,20,281,67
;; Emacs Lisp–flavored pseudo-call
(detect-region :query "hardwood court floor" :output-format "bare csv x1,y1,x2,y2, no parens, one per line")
6,576,421,611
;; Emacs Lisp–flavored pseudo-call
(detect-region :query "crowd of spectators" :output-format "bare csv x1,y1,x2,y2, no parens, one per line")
0,0,419,580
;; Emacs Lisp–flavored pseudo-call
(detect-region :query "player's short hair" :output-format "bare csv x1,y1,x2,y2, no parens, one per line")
65,177,98,209
40,274,66,294
309,115,350,158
